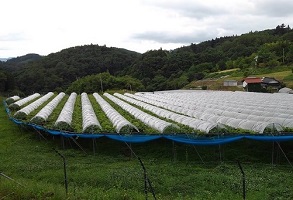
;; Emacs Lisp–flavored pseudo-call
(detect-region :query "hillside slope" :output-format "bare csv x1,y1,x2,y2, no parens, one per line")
185,67,293,90
0,25,293,94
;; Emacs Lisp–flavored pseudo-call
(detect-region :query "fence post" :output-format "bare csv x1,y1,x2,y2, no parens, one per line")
53,148,68,195
138,157,156,200
237,160,246,200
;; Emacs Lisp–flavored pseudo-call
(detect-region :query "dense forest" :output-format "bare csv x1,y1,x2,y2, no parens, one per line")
1,24,293,95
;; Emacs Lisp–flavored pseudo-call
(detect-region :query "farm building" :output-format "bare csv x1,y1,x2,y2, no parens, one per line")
242,77,281,92
223,80,237,86
261,77,281,92
242,77,262,92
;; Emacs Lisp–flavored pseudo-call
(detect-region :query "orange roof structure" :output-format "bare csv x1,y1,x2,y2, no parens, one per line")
243,77,262,84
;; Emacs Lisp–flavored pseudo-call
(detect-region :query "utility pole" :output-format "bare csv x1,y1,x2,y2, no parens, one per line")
283,48,285,63
254,55,258,67
100,74,103,93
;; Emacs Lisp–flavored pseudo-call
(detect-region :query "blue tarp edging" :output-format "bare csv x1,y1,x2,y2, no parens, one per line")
8,116,293,145
107,134,162,143
244,135,293,142
163,135,245,146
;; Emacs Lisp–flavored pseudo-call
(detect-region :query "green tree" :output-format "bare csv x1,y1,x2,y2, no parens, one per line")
66,72,144,93
286,45,293,63
0,71,7,92
257,46,279,67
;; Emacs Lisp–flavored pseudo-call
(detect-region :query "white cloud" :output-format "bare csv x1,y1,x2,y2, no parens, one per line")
251,0,293,17
0,0,293,57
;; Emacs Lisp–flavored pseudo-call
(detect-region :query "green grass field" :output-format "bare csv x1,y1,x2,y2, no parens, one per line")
1,96,293,199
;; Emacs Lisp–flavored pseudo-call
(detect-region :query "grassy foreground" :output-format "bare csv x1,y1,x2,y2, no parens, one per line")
1,96,293,199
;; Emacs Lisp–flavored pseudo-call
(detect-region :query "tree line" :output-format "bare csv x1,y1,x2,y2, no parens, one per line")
0,25,293,95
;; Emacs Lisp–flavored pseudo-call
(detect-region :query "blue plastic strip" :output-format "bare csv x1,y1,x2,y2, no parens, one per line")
164,135,245,146
8,117,293,145
10,117,25,125
244,135,293,142
106,134,161,143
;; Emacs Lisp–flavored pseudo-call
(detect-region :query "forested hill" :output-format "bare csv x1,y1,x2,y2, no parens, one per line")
1,45,140,94
1,24,293,95
4,53,42,68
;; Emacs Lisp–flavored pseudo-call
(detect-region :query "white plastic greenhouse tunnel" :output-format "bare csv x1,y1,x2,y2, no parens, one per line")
31,92,66,124
93,92,139,133
104,93,179,133
54,92,77,131
81,92,102,133
14,92,54,119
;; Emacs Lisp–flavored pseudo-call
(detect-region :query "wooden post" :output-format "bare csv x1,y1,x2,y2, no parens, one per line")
185,146,189,165
172,141,177,163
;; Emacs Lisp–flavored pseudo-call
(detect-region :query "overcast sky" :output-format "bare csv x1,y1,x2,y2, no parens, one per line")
1,0,293,58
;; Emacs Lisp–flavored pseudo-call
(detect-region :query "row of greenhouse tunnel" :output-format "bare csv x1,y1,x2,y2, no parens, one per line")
5,90,293,134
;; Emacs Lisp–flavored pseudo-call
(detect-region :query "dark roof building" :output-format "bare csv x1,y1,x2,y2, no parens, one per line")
261,77,280,85
261,77,281,92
